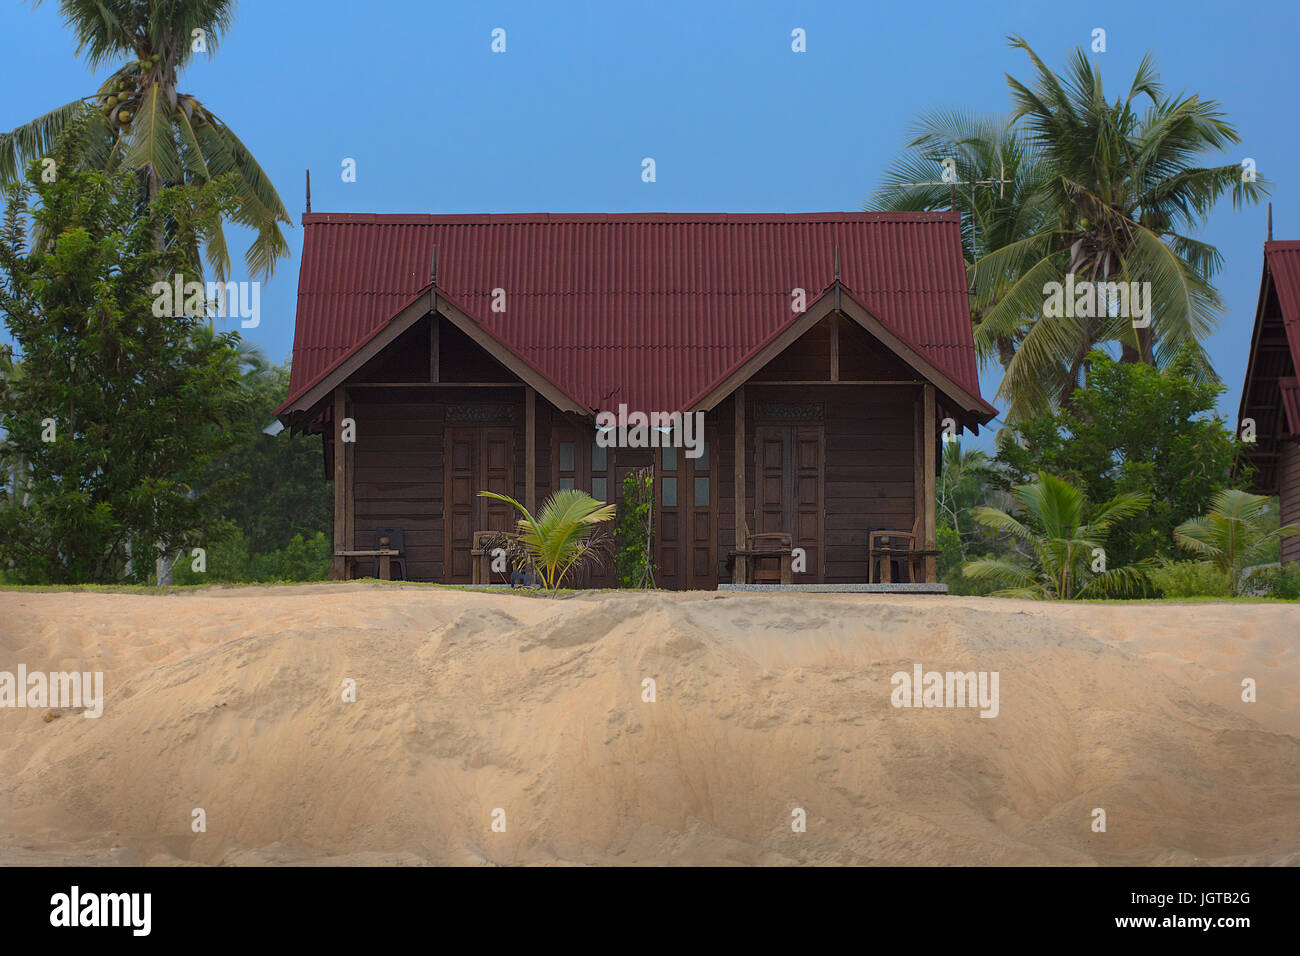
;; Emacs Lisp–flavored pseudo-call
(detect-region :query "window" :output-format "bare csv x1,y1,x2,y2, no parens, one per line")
662,446,677,471
694,477,709,506
592,477,608,501
559,477,575,491
696,441,709,470
559,442,575,473
591,442,607,471
662,477,677,507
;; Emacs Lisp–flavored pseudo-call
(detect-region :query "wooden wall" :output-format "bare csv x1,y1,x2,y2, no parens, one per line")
1282,441,1300,566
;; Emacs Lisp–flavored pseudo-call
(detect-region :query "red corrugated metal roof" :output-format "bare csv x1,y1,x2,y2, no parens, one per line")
1265,242,1300,394
283,211,992,416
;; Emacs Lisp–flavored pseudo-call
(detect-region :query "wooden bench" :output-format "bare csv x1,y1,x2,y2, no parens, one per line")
868,519,939,583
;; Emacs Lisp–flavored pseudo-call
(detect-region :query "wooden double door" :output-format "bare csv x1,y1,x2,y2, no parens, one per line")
444,426,514,583
753,424,824,583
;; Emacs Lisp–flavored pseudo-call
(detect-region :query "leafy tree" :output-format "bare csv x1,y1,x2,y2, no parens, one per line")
0,124,248,583
964,471,1152,598
995,349,1239,567
0,0,289,279
1173,490,1299,596
478,489,616,594
192,359,330,556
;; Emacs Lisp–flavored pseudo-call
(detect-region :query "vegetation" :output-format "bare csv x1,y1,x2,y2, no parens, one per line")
995,350,1241,568
1173,490,1299,596
478,489,616,594
0,128,248,583
871,37,1265,420
963,472,1153,598
614,468,656,588
0,0,289,279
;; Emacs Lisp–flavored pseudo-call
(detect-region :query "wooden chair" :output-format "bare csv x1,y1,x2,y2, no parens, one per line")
746,532,794,585
868,518,922,583
471,530,519,585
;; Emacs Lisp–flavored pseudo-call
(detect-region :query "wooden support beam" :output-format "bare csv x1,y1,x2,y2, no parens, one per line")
923,384,937,582
913,393,923,551
430,315,440,382
331,389,346,580
733,387,748,584
344,388,355,556
525,387,536,512
829,315,840,383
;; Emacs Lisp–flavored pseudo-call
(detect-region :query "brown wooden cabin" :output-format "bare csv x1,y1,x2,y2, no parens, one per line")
275,212,996,588
1238,239,1300,565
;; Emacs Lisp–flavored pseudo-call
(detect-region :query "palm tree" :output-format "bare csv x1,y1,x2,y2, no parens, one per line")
981,36,1265,415
1174,490,1299,596
0,0,289,280
478,489,617,594
963,471,1151,598
868,109,1048,374
871,39,1267,421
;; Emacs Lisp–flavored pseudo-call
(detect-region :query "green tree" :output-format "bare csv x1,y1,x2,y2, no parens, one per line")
1173,490,1300,596
614,467,655,588
0,129,248,583
871,38,1266,420
0,0,289,279
995,349,1239,568
964,472,1152,599
478,489,616,594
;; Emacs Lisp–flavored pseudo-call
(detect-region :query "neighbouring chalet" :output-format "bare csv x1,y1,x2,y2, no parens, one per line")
275,211,997,588
1238,239,1300,566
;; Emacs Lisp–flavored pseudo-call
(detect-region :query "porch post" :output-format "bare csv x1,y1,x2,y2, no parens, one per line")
733,387,747,584
344,387,355,557
923,384,937,582
525,386,536,512
331,388,346,580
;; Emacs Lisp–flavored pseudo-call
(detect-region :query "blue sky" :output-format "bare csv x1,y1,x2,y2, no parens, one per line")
2,0,1296,444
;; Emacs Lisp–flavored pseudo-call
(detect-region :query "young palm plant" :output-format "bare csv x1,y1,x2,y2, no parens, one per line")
478,489,617,594
0,0,289,279
1173,490,1299,596
963,471,1151,598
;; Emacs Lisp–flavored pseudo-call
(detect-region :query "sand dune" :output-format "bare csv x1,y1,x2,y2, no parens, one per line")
0,584,1296,865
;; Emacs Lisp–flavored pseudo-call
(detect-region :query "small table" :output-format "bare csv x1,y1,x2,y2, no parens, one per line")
335,549,401,581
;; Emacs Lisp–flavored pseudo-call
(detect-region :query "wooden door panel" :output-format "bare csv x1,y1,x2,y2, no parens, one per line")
444,426,514,583
753,423,824,583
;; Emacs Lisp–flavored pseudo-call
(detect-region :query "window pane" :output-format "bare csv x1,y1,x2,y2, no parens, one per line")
559,477,575,491
694,477,709,506
591,442,607,472
696,441,709,470
592,477,608,501
662,477,677,507
559,441,574,472
662,446,677,471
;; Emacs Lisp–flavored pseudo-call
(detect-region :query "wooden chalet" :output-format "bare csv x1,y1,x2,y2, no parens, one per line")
275,212,996,588
1238,239,1300,565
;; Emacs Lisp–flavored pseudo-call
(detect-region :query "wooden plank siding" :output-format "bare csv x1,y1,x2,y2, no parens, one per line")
328,309,941,587
1282,442,1300,566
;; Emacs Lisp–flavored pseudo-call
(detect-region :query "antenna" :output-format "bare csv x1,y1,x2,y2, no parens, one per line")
1268,202,1273,242
903,156,1012,293
305,169,311,214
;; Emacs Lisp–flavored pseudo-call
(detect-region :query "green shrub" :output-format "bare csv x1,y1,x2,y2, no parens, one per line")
173,529,331,584
1148,560,1231,598
614,468,656,588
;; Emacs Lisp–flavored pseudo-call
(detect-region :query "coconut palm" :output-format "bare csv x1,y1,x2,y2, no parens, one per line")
868,109,1048,373
963,471,1152,598
478,489,617,594
979,37,1266,416
1174,489,1299,596
0,0,289,280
